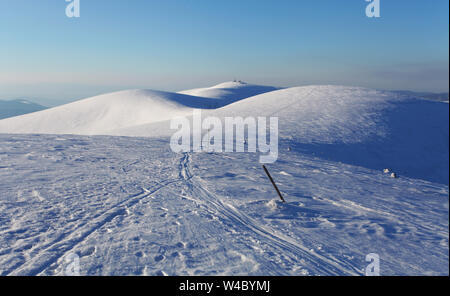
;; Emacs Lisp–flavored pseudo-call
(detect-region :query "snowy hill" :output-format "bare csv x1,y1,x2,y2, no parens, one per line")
0,82,277,135
0,89,218,135
0,99,47,119
86,85,449,184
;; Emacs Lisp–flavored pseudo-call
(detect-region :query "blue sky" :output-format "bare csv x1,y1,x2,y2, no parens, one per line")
0,0,448,103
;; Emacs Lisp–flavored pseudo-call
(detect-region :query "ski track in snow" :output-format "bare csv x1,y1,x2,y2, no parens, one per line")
178,153,359,275
7,178,181,276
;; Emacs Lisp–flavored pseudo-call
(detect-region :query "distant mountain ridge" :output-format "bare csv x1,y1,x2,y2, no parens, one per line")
0,99,47,119
178,81,281,105
392,90,449,102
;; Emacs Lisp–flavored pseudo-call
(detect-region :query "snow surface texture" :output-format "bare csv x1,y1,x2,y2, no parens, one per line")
0,99,47,120
0,82,448,275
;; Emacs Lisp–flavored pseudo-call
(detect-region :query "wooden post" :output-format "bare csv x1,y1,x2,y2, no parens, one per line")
262,165,286,203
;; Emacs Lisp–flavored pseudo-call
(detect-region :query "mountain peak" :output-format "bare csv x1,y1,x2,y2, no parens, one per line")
178,81,280,103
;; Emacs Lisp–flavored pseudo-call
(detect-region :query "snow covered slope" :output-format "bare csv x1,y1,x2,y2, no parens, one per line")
211,86,449,184
178,81,280,105
0,89,218,135
0,134,447,275
0,99,47,119
101,85,449,184
0,82,278,135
